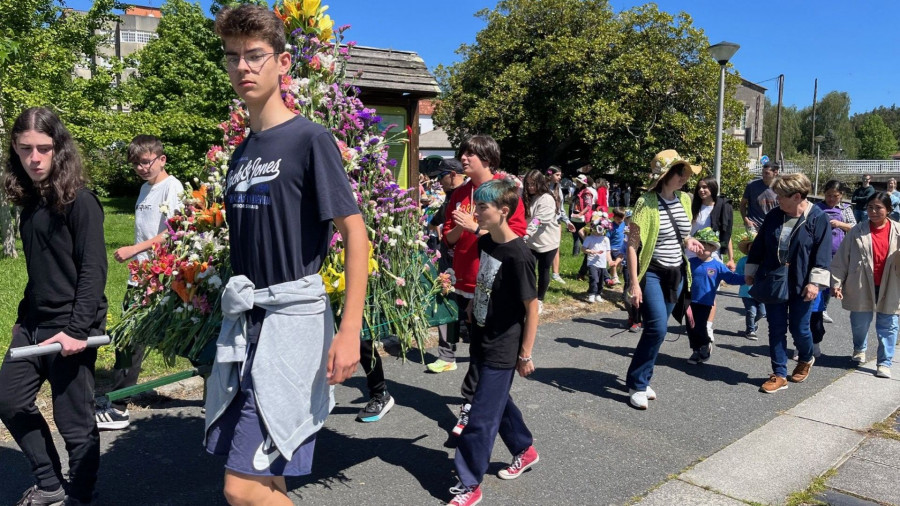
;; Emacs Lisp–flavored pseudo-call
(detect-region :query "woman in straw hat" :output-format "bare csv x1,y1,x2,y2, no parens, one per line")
624,149,703,409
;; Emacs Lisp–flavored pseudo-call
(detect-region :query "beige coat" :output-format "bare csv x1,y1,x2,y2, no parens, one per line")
830,220,900,314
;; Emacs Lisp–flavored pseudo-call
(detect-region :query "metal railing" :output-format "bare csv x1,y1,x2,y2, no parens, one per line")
749,159,900,175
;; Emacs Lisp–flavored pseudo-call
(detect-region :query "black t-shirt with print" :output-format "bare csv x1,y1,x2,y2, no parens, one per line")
471,235,537,369
225,114,360,290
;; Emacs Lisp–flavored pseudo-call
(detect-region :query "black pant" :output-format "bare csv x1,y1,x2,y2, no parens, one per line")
587,266,608,295
570,222,585,255
687,303,714,349
530,248,557,301
360,338,386,398
810,311,825,344
0,325,101,502
460,358,482,405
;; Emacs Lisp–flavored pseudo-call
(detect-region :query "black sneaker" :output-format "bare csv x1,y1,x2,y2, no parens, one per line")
687,350,702,365
697,345,712,363
357,391,394,422
744,330,758,340
16,485,65,506
95,406,130,430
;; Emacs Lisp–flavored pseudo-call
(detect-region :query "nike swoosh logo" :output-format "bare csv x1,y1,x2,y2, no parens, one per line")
252,435,281,471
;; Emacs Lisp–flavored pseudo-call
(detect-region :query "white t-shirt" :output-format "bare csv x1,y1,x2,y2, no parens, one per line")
686,204,714,260
583,234,610,268
134,175,184,263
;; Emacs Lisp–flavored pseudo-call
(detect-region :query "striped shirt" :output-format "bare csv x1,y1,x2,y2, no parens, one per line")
652,195,691,267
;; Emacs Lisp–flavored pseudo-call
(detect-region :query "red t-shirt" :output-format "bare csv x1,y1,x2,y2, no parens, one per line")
444,175,527,295
871,221,890,286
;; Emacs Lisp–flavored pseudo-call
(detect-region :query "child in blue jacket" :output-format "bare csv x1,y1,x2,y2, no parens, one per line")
687,228,745,364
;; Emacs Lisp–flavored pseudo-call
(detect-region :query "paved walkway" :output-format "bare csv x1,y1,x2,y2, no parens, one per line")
1,286,898,505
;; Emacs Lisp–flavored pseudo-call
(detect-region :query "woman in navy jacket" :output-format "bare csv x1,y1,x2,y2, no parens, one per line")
745,174,831,394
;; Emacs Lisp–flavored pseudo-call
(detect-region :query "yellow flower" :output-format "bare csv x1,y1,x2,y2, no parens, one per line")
274,0,334,41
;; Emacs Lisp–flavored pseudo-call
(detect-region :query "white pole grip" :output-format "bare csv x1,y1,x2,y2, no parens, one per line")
9,335,111,359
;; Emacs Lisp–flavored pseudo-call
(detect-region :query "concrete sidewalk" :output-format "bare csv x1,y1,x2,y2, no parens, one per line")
636,360,900,505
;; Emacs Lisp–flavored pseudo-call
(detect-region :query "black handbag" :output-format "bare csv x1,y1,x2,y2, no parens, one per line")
748,214,807,305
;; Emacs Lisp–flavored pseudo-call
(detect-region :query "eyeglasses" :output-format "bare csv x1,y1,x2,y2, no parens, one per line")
223,52,276,72
134,155,161,168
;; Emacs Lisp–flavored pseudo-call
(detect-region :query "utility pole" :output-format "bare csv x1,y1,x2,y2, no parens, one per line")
810,78,818,155
774,74,784,164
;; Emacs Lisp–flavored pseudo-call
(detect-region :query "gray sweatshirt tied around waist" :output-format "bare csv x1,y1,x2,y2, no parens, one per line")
204,273,335,459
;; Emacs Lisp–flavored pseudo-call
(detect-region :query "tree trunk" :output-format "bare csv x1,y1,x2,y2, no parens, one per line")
0,99,17,258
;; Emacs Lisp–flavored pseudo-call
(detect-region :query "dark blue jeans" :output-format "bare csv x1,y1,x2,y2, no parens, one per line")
625,269,682,391
455,364,533,488
766,297,814,377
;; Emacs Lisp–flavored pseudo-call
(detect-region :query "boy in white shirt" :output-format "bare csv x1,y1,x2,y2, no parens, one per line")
96,135,184,430
582,221,613,302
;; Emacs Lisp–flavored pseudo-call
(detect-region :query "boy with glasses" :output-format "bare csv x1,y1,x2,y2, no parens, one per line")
206,5,367,505
96,135,184,430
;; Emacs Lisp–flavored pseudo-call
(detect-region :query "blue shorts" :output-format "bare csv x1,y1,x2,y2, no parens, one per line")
206,342,317,477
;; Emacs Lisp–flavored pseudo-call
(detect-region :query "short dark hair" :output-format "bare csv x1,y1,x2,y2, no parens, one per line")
822,179,845,194
215,5,286,55
612,207,627,218
473,179,518,217
458,134,501,170
127,135,164,165
763,161,781,171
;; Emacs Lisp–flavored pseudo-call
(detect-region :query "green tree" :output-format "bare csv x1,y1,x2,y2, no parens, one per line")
120,0,234,184
856,114,897,160
799,91,858,158
761,97,802,160
434,0,750,198
852,106,900,153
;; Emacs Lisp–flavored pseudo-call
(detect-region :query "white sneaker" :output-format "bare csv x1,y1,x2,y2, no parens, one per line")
628,389,648,409
646,385,657,400
876,366,892,378
852,350,866,363
594,296,602,304
813,343,821,358
587,294,596,303
822,311,834,324
552,273,566,284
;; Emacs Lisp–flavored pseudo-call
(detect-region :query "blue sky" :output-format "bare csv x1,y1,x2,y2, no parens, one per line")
67,0,899,114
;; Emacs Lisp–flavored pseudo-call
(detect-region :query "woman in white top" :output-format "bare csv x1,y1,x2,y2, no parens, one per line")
523,169,561,314
547,166,568,284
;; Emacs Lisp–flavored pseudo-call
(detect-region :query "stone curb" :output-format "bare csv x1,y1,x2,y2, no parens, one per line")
635,359,900,505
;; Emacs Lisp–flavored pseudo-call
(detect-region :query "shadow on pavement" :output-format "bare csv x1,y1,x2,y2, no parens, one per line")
529,367,625,402
555,336,760,388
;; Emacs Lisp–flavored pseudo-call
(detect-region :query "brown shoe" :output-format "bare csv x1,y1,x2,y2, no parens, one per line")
790,358,815,383
760,374,788,393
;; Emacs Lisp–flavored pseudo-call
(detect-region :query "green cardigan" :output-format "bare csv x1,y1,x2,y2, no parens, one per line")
631,190,694,288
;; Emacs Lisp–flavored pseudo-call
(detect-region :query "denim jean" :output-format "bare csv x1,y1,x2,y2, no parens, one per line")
625,269,682,391
766,297,814,377
741,297,766,333
850,311,899,367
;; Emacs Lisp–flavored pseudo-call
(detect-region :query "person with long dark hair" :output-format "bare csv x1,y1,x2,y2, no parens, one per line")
625,149,703,409
546,166,567,284
0,107,108,505
832,192,900,378
522,170,561,314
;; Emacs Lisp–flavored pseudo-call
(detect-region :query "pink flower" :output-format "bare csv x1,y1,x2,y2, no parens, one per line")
395,298,407,307
396,277,406,287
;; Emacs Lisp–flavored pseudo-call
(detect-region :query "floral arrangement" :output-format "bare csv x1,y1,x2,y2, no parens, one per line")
110,1,444,362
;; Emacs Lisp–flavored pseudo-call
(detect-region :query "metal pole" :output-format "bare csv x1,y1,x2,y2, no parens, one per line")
714,63,726,189
775,74,784,162
814,143,820,196
811,78,818,155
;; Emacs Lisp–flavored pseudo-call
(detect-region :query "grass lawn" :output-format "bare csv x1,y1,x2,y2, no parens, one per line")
0,196,189,386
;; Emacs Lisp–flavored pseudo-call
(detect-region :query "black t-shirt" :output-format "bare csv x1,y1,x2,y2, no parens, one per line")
224,115,360,289
471,235,537,369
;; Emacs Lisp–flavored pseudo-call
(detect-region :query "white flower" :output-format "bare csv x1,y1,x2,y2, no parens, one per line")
174,306,184,313
207,274,223,289
389,238,397,247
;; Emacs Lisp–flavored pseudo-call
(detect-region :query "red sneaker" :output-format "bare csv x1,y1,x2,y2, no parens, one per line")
497,445,539,480
448,483,482,506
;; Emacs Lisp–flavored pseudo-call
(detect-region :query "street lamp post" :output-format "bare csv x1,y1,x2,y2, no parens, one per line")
709,41,740,190
814,134,825,196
